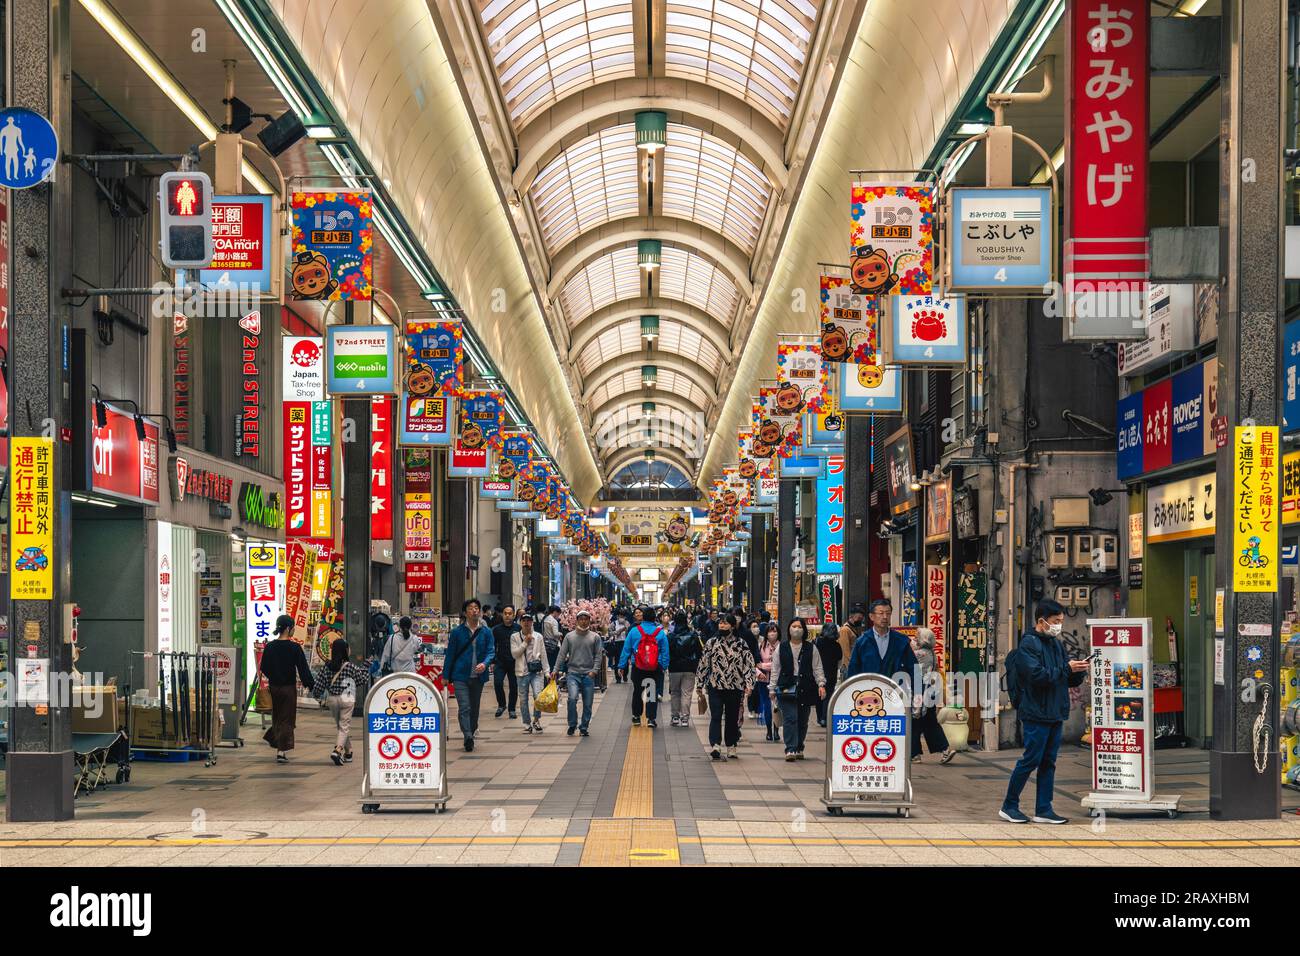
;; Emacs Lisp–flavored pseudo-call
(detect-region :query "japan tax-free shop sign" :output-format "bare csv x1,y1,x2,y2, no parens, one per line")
1087,618,1153,800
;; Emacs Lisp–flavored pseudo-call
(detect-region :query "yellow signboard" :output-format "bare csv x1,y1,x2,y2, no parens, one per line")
10,437,55,600
1283,450,1300,525
1233,425,1279,593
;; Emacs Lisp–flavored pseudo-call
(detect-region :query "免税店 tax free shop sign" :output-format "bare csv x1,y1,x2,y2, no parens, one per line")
327,325,396,395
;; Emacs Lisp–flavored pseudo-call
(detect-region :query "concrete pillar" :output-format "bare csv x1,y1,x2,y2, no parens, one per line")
1210,0,1285,820
778,481,797,627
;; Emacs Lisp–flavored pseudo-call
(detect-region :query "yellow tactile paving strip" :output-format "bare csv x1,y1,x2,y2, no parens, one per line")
578,724,682,865
2,835,1299,850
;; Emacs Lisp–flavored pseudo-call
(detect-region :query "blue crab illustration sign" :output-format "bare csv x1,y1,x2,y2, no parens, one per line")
0,107,58,189
822,673,914,817
361,671,449,813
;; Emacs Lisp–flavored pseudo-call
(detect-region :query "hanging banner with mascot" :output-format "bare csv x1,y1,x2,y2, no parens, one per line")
499,431,533,480
457,390,506,450
759,384,802,459
404,319,463,396
819,274,879,366
289,190,373,300
776,342,829,415
848,182,934,296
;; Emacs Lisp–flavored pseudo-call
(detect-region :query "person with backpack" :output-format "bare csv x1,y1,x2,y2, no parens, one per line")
618,605,669,728
696,615,756,760
667,611,702,727
542,605,563,671
1000,598,1089,825
316,637,371,765
769,618,826,760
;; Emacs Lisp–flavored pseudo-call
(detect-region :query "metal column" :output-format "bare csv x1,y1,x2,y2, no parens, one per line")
749,513,767,614
447,479,471,610
5,0,75,822
778,480,797,628
496,510,514,606
530,532,543,608
843,415,872,617
1210,0,1285,820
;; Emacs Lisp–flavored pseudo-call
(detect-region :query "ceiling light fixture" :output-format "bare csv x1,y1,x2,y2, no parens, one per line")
642,365,658,389
640,315,659,341
635,111,667,153
638,240,661,272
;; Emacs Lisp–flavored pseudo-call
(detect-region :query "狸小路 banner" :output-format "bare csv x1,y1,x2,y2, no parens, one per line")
289,190,373,300
849,183,934,295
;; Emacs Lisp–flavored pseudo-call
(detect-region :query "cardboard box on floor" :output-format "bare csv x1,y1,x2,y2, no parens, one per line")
130,697,217,749
71,686,123,735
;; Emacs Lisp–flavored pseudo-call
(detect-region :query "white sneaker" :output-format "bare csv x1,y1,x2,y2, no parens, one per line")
727,745,739,759
670,715,680,726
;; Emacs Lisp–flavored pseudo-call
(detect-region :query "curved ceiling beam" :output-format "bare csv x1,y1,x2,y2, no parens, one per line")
547,219,753,303
568,299,733,362
513,77,789,197
581,353,720,407
591,393,708,433
605,445,698,484
602,427,703,460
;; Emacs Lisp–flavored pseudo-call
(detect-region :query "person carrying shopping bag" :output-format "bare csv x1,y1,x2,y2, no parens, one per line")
512,612,550,734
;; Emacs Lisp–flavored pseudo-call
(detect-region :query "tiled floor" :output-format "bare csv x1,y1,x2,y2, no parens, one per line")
3,682,1300,866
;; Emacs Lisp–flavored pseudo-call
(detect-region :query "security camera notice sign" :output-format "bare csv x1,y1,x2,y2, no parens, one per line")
1088,618,1153,799
828,675,908,798
366,674,442,792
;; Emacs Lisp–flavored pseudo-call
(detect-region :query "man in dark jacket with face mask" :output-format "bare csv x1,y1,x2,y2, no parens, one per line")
1000,598,1089,825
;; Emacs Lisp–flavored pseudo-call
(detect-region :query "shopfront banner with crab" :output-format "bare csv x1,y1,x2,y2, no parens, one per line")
883,294,967,366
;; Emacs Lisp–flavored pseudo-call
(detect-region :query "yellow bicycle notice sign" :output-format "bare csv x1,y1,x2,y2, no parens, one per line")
1233,425,1279,593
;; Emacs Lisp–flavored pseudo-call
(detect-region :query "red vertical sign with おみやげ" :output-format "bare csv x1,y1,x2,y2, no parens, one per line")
1065,0,1149,328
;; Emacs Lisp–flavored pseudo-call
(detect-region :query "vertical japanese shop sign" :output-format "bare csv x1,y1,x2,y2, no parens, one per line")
900,561,919,627
157,521,173,656
311,401,332,540
954,571,988,674
246,544,280,649
235,310,261,458
284,401,311,537
172,313,191,447
289,190,373,300
925,564,947,673
1065,0,1149,340
284,540,317,633
10,438,53,599
315,554,347,661
371,397,393,540
1088,617,1153,799
816,454,845,574
1233,426,1280,592
0,189,9,467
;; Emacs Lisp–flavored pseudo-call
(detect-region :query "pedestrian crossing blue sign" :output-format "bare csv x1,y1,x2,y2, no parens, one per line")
0,108,58,189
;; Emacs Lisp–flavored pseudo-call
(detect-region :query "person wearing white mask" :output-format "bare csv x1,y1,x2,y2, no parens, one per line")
999,598,1088,825
768,618,826,761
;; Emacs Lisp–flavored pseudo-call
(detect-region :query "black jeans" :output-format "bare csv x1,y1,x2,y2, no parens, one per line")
631,667,663,720
707,688,743,747
912,707,950,757
493,665,518,713
777,696,812,753
815,672,838,724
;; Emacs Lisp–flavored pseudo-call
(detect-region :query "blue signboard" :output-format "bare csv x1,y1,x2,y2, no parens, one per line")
0,108,58,189
804,411,845,453
948,186,1052,291
1285,320,1300,433
780,455,824,479
816,456,846,575
838,363,903,413
888,295,968,365
1116,392,1144,480
1171,364,1205,464
327,325,396,394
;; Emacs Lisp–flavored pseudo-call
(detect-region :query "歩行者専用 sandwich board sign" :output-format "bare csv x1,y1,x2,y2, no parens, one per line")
821,673,914,816
361,671,449,813
1080,617,1181,819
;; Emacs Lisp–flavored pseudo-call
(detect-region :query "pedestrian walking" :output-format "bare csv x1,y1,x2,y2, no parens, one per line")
492,604,521,718
618,606,668,728
379,616,423,674
667,611,702,727
260,615,315,764
553,609,604,736
838,607,866,679
444,599,494,751
814,619,843,727
845,599,918,688
542,605,563,671
319,637,371,765
769,619,826,760
755,622,780,741
999,599,1088,824
911,627,955,763
696,615,755,760
512,613,549,734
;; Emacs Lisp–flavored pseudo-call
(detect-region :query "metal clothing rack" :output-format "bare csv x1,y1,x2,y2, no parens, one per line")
124,651,219,767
